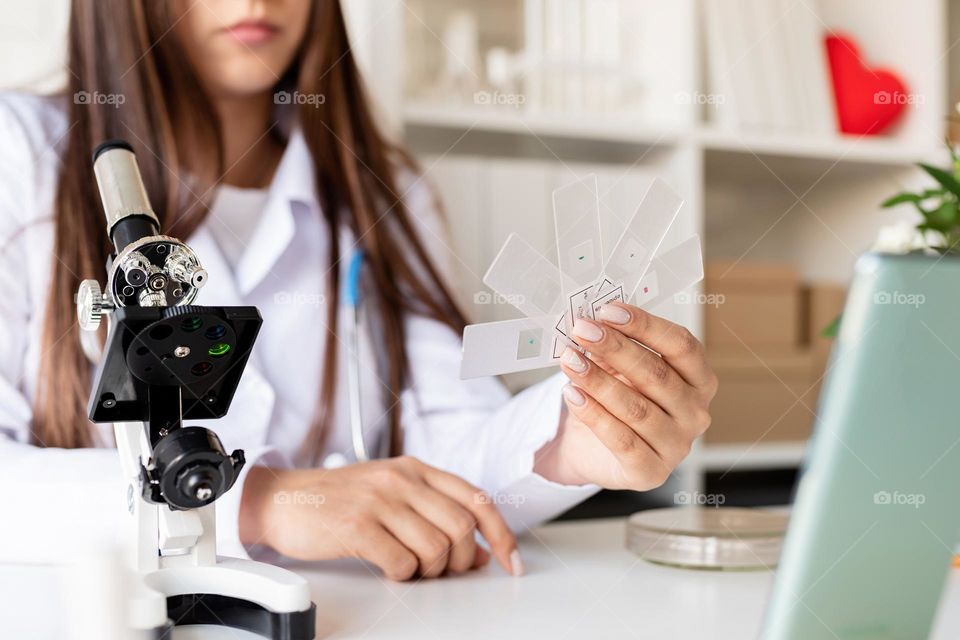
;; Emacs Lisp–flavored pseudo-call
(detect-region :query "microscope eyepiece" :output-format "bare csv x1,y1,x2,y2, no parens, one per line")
92,140,160,252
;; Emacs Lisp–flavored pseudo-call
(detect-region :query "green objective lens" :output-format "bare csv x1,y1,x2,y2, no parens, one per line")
181,316,203,332
208,342,231,357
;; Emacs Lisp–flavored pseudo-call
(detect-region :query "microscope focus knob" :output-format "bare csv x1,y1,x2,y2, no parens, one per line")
77,279,106,331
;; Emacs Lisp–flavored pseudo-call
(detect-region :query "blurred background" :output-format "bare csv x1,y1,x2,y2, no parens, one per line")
3,0,960,517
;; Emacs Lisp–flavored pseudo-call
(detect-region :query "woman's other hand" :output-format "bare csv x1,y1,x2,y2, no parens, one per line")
239,456,519,581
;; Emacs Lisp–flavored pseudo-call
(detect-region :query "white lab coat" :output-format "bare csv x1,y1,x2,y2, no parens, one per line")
0,93,598,563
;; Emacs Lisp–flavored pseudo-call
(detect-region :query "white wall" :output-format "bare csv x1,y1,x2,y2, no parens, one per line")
0,0,69,92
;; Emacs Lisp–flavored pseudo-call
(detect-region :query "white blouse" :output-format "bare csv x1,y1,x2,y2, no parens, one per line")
208,184,271,271
0,92,599,563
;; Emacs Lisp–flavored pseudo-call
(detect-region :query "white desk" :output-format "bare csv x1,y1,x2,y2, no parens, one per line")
3,517,960,639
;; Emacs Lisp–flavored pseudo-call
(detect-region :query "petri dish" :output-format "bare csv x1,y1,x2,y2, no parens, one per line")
626,507,788,571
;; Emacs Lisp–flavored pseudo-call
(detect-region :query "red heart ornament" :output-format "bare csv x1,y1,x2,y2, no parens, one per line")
825,34,908,135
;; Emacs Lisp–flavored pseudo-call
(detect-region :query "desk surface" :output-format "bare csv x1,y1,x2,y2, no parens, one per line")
4,517,960,639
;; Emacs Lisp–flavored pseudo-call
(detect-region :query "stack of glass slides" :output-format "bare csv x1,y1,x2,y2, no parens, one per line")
461,175,703,379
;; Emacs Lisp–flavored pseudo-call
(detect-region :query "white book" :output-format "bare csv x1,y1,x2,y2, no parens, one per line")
777,0,814,132
562,0,584,113
581,0,620,113
543,0,565,111
703,0,739,130
786,0,836,134
523,0,545,112
753,0,801,132
731,0,770,131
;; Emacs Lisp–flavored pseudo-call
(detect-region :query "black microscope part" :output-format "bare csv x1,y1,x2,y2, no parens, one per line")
92,138,134,162
141,426,245,510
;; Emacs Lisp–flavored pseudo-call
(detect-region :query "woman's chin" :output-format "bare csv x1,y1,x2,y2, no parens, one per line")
205,70,285,102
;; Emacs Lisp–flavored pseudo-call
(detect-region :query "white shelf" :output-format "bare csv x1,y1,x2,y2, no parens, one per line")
696,441,809,472
404,103,942,166
404,103,684,147
699,127,942,167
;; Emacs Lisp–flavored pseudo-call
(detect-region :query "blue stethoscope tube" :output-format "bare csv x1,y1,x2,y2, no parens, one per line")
343,249,369,462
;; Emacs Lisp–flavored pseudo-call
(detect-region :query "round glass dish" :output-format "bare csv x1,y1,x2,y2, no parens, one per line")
626,507,788,570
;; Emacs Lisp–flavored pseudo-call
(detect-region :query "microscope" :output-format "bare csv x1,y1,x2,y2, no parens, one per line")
76,140,316,639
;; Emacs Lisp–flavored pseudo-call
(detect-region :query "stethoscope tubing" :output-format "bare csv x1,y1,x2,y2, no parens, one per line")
344,250,369,462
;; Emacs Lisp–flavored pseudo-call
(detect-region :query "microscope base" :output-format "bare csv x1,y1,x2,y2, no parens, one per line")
164,594,315,640
141,557,315,640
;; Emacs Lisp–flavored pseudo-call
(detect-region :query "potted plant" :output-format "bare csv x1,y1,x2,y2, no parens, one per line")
877,148,960,255
822,147,959,337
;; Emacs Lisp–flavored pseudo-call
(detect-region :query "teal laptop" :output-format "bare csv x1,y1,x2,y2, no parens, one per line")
763,253,960,639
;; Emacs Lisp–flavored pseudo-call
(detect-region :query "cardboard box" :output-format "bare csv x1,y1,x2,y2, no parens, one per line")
802,284,846,363
705,261,801,348
704,348,818,444
801,283,847,400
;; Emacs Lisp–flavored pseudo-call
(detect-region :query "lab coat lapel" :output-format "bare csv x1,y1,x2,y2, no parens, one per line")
234,128,317,297
187,225,275,450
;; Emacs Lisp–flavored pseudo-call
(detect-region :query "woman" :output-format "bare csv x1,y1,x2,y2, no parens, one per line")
0,0,716,580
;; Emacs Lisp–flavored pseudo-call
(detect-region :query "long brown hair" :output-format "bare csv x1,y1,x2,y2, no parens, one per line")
33,0,465,457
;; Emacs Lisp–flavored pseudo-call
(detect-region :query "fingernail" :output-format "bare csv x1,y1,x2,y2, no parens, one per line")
510,549,525,577
571,319,603,342
562,384,586,407
561,347,587,373
596,304,630,325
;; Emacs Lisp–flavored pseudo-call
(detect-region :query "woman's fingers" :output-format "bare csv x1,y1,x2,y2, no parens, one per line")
568,317,695,420
421,466,519,575
559,382,670,490
472,544,490,569
555,307,717,492
248,460,517,579
408,485,480,574
589,353,632,386
380,506,452,579
354,522,420,581
595,302,718,396
575,328,692,422
560,347,689,464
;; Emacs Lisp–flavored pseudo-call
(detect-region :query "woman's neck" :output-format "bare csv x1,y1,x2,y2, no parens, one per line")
214,93,285,189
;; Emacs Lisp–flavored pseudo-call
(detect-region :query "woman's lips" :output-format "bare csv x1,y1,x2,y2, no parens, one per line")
224,20,279,46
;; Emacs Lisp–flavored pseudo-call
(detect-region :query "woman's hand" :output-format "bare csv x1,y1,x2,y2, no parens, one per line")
535,302,718,490
239,456,519,581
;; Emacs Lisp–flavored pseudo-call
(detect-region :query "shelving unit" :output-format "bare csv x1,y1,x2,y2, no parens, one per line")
344,0,954,495
405,102,943,166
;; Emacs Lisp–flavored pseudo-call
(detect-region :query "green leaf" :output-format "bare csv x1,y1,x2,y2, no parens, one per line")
880,193,923,209
922,201,959,233
948,139,960,177
912,202,932,218
821,314,841,339
881,189,945,208
881,192,923,207
919,163,960,198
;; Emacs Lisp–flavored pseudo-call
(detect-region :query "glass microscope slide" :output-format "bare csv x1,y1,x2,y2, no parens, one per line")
460,313,565,378
482,233,571,316
553,175,603,332
600,178,683,300
629,235,704,309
